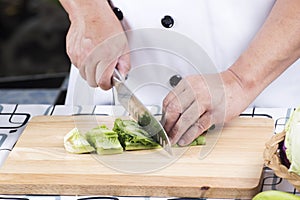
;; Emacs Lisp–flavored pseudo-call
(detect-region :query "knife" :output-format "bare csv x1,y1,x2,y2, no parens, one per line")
112,68,173,156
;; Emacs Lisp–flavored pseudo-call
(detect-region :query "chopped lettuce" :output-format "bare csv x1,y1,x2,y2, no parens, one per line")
113,118,160,150
86,125,123,155
113,118,206,150
190,134,206,146
64,119,207,155
64,128,95,154
284,106,300,175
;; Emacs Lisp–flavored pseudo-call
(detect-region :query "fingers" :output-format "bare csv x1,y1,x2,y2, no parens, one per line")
162,75,216,146
168,102,206,145
162,79,211,146
79,41,130,89
84,60,98,87
162,82,192,133
69,25,129,89
177,112,212,146
117,53,131,78
79,56,117,89
163,90,193,133
95,52,130,90
162,80,186,109
96,60,118,90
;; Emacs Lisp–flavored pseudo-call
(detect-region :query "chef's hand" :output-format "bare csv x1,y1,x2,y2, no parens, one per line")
162,69,255,146
60,0,130,89
162,0,300,146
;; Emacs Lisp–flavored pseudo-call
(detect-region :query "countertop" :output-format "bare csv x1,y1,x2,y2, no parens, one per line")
0,104,299,200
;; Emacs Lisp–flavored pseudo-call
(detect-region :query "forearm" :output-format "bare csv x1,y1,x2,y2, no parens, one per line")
229,0,300,95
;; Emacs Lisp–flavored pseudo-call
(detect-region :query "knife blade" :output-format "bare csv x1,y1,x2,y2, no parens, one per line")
112,68,173,155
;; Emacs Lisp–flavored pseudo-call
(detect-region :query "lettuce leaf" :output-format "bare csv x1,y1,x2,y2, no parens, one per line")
113,118,160,150
190,134,206,146
64,128,95,154
64,119,207,155
113,118,206,150
284,106,300,175
86,125,123,155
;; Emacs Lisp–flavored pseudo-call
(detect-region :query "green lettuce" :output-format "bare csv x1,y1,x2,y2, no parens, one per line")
113,118,206,150
64,119,207,155
284,106,300,175
86,125,123,155
113,118,160,150
64,128,95,154
190,134,206,146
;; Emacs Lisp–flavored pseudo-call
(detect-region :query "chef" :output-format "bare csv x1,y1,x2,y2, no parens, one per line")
59,0,300,146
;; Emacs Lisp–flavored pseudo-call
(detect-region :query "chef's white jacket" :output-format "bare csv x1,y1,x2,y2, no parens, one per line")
65,0,300,108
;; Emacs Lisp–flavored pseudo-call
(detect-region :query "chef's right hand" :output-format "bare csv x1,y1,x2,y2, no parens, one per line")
61,0,130,89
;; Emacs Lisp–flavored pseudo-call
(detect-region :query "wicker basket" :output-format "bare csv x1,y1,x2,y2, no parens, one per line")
264,131,300,191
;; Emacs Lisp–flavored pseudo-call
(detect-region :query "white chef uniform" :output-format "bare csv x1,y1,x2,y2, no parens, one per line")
65,0,300,108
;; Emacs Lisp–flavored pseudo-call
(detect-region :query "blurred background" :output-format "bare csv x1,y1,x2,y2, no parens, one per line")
0,0,71,104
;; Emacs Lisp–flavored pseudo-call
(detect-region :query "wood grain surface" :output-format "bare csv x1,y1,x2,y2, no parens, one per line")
0,115,274,198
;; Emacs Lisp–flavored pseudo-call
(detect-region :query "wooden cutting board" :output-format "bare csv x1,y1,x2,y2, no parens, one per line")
0,115,274,199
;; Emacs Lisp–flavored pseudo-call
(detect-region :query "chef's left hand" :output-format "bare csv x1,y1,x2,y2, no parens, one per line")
162,69,255,146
